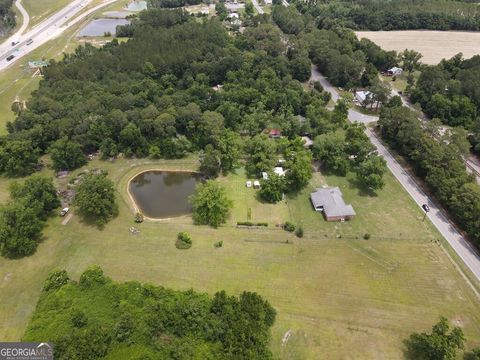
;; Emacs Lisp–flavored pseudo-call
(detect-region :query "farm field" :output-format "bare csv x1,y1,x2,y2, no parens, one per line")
0,157,479,358
356,30,480,64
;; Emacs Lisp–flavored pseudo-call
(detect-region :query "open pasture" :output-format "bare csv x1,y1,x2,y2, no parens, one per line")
356,30,480,64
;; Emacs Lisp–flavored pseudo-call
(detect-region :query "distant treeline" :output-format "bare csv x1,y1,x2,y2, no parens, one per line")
296,0,480,31
0,0,15,34
148,0,202,8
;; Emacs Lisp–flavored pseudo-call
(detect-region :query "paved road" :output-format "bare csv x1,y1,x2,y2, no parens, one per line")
251,0,264,14
310,65,480,283
0,0,118,71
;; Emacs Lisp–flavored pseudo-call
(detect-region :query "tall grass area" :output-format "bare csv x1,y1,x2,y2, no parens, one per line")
0,157,479,358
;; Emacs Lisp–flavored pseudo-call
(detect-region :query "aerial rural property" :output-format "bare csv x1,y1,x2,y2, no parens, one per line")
0,0,479,359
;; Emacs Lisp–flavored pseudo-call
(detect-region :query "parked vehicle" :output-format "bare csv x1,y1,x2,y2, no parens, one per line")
11,40,19,46
422,204,430,212
6,55,15,61
26,39,33,45
60,207,70,217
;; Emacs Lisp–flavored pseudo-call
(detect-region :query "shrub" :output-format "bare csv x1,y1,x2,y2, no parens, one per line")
176,232,192,249
214,240,223,248
283,221,295,232
43,269,70,292
295,227,304,238
237,222,268,227
134,212,144,223
363,233,371,240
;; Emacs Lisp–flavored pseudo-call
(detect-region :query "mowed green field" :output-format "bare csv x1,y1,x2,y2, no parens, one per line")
0,156,479,358
23,0,73,29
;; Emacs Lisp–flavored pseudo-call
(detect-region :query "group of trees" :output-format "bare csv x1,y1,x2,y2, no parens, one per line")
24,266,277,359
302,0,480,31
0,175,59,258
378,99,480,247
74,172,118,227
313,114,387,191
0,0,15,35
407,316,480,360
410,54,480,152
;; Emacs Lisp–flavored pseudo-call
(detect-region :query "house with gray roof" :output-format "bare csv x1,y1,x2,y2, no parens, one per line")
310,187,356,221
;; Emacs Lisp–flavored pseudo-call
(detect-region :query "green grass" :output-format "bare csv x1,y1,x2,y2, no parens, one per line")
0,6,479,356
0,157,479,359
23,0,72,29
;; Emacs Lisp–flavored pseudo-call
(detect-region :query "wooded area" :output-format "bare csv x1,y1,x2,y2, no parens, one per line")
295,0,480,31
24,266,276,359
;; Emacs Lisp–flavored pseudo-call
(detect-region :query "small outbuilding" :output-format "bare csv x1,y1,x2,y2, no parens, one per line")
387,67,403,76
268,129,281,138
262,172,269,180
274,167,286,177
253,180,261,189
310,187,356,221
246,181,252,188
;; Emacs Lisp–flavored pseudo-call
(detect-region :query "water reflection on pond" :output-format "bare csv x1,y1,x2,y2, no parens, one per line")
129,171,202,219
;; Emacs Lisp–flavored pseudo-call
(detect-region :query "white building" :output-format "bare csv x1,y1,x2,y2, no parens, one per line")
355,90,372,106
387,67,403,76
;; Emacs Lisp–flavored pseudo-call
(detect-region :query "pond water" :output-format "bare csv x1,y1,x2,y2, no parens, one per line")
129,171,202,219
77,19,130,37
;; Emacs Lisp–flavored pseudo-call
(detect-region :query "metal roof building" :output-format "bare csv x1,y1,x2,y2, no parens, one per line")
310,187,356,221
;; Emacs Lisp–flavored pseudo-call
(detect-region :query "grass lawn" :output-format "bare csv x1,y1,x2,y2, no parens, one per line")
0,7,478,357
23,0,72,29
0,157,479,359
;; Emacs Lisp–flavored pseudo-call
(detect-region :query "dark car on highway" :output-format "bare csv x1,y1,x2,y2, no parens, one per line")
422,204,430,212
6,55,15,61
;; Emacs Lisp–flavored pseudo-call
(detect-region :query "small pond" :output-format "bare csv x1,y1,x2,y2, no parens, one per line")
77,19,130,37
129,171,202,219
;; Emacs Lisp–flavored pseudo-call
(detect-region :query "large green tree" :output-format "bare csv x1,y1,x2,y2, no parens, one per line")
406,317,465,360
259,173,285,203
190,180,232,228
74,172,118,226
0,200,43,258
10,175,60,217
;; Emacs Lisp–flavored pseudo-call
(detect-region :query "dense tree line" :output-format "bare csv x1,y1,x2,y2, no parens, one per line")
148,0,202,9
410,54,480,153
296,0,480,31
24,266,276,359
378,99,480,247
0,0,15,35
2,10,327,178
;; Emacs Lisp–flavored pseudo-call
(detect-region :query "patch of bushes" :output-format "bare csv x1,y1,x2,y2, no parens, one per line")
237,221,268,227
214,240,223,248
295,227,304,238
176,231,192,249
283,221,296,232
363,233,371,240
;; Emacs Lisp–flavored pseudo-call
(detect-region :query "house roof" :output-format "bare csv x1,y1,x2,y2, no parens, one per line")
355,90,371,102
388,67,402,72
310,187,356,218
268,129,281,136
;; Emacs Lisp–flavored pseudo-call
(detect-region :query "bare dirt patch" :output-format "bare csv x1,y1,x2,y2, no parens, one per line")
356,30,480,65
